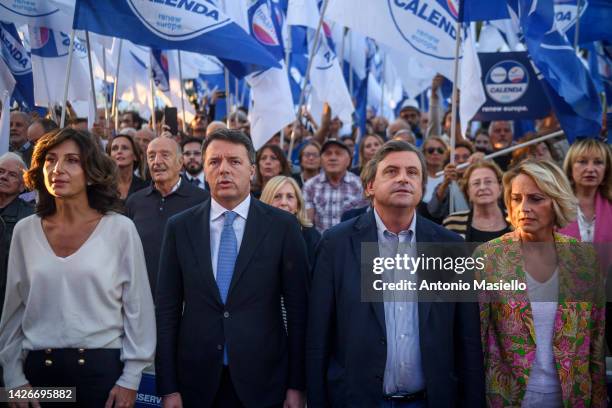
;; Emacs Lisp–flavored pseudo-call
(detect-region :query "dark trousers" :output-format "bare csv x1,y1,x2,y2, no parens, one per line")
211,367,283,408
24,349,123,408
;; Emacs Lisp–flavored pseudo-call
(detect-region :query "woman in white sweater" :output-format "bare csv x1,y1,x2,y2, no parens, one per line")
0,128,155,407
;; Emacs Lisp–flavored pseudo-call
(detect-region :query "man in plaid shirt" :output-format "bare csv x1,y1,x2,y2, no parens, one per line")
303,139,368,233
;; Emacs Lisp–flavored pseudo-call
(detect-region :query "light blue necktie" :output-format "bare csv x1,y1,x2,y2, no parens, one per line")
216,211,238,365
216,211,238,303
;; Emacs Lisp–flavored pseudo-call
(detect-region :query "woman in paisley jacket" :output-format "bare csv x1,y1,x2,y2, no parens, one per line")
475,160,606,408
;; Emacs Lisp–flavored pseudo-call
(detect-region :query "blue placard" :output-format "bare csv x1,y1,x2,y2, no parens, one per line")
135,373,161,408
474,51,550,121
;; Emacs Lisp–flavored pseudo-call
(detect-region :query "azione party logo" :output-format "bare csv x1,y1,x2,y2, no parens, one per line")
250,0,280,47
127,0,231,41
485,60,529,104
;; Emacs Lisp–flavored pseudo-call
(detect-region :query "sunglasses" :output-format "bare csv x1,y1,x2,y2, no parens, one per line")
425,147,445,155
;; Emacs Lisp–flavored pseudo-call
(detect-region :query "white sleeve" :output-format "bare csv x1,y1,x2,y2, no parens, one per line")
0,223,29,389
115,219,156,390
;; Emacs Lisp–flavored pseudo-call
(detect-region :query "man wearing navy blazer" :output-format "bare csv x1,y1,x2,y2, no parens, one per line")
306,140,485,407
156,129,309,408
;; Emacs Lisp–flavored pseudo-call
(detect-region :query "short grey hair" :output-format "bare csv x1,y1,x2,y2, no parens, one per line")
0,152,28,170
361,140,427,196
489,120,514,135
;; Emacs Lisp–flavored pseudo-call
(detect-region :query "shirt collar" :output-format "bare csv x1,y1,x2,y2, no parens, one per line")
373,207,416,242
210,194,251,222
147,177,182,196
323,170,349,184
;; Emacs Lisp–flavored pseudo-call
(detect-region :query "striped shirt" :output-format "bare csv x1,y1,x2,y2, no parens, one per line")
303,171,367,233
443,209,511,242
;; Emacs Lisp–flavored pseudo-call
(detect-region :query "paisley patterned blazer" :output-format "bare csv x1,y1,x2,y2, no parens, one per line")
474,231,606,408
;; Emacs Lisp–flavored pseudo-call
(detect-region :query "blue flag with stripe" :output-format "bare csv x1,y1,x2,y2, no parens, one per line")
554,0,612,45
509,0,602,141
457,0,510,22
72,0,280,78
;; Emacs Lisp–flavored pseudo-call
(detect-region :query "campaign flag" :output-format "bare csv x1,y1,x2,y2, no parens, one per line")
0,0,74,32
150,49,170,94
326,0,467,79
0,58,15,155
246,0,295,149
286,0,320,29
458,29,486,137
458,0,509,22
554,0,612,44
72,0,280,78
29,27,90,106
108,40,151,112
0,23,34,110
308,28,354,125
474,51,551,121
509,0,602,140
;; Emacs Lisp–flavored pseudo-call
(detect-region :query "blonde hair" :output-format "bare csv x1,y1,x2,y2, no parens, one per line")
502,160,576,229
563,138,612,202
260,176,312,228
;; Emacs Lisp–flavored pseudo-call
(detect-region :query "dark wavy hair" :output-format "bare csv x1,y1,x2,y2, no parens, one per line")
253,144,291,192
106,133,146,178
24,128,123,217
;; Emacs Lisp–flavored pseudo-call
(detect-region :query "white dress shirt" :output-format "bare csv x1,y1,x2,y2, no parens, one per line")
210,195,251,279
0,213,156,390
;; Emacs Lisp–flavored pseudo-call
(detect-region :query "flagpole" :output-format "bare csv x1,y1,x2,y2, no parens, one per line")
380,53,386,116
177,50,187,134
85,32,98,119
102,43,109,128
574,0,582,50
435,130,565,177
348,30,354,96
448,18,463,214
60,30,76,128
288,0,330,160
148,51,157,136
224,68,231,127
339,27,347,74
111,39,123,133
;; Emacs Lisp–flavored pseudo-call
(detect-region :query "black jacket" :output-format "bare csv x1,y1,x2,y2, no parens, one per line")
155,198,310,407
0,197,34,317
306,211,486,407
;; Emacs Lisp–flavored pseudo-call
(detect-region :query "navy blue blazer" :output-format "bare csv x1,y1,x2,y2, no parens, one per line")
155,197,309,407
306,210,485,407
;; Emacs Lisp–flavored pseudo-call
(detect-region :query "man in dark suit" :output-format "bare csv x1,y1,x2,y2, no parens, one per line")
156,129,309,408
307,140,485,407
126,136,208,295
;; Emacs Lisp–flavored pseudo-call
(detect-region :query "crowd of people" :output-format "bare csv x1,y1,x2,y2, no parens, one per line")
0,91,610,408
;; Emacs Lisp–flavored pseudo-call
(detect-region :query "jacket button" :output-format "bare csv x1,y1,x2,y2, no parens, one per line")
217,344,223,351
45,348,52,354
380,339,386,345
45,359,53,366
78,359,85,365
223,311,230,318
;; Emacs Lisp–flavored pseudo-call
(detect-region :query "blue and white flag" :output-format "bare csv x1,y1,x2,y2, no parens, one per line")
554,0,612,44
327,0,467,79
0,58,16,155
0,22,34,110
509,0,602,140
29,27,90,106
150,49,170,93
72,0,280,77
245,0,295,149
0,0,74,32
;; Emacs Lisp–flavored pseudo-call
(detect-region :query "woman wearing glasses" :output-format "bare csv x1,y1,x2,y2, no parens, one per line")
421,136,448,203
443,160,510,242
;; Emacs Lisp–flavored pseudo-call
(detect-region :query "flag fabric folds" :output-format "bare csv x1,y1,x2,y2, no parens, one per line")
72,0,280,78
509,0,602,141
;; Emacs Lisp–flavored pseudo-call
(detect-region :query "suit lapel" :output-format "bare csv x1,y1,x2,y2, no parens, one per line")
351,211,386,333
186,200,222,305
415,215,434,325
227,199,271,299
